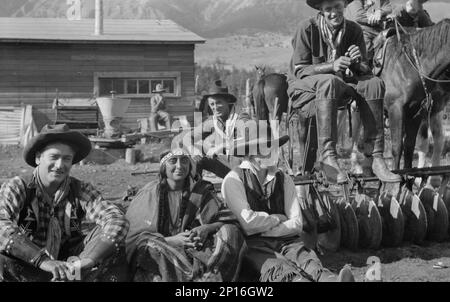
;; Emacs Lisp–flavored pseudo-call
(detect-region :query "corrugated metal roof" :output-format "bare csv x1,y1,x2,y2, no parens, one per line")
0,18,205,44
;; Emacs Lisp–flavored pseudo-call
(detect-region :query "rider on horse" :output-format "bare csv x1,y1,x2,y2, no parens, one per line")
287,0,401,184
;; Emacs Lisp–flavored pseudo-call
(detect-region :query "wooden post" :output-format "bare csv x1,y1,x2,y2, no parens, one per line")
195,74,200,95
245,78,253,117
94,0,103,36
137,118,149,144
126,148,138,165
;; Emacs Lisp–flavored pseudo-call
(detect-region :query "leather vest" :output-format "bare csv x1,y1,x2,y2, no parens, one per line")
234,168,285,215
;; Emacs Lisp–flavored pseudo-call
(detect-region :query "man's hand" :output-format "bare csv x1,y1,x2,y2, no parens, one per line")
189,225,214,249
367,9,382,25
64,257,96,281
333,56,352,73
346,45,362,64
39,259,73,282
272,214,288,223
166,231,196,249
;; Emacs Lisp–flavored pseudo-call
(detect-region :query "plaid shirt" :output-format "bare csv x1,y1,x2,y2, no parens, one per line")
0,175,129,254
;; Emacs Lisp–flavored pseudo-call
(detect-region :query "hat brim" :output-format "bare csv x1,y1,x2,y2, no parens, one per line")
199,94,238,115
228,135,290,157
23,131,92,167
307,0,353,10
202,93,237,104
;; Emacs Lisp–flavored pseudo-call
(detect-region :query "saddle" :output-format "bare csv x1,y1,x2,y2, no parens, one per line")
373,28,397,76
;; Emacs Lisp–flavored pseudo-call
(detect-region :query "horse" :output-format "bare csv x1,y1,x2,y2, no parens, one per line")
379,19,450,172
252,66,289,122
415,81,450,171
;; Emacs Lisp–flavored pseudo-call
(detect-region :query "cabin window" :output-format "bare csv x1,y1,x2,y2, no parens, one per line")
98,78,177,97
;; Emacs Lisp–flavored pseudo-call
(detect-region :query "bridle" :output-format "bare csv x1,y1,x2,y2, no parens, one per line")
393,18,450,122
394,18,450,84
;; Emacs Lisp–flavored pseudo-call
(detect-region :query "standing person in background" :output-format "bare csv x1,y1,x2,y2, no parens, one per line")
149,84,171,132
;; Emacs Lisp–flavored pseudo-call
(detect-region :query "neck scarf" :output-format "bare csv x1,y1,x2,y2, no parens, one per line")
213,114,238,145
34,168,71,259
317,13,347,62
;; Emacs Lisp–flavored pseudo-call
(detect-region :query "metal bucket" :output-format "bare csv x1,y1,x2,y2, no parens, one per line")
96,96,131,138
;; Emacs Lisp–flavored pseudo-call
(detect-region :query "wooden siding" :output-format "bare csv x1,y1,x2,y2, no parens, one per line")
0,42,196,131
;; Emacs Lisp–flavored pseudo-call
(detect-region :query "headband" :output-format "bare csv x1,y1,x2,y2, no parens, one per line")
160,148,190,166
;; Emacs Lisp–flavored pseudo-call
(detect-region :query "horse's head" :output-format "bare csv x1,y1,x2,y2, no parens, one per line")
255,65,266,79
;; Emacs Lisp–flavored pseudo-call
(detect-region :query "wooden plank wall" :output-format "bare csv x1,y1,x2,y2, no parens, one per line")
0,106,24,145
0,42,196,131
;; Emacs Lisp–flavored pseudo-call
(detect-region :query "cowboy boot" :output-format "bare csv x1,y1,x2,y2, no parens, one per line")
316,99,348,184
360,99,401,183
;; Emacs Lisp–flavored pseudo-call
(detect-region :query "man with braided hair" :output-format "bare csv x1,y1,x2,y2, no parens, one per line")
125,148,246,282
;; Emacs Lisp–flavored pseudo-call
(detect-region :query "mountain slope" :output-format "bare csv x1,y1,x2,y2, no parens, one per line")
0,0,449,37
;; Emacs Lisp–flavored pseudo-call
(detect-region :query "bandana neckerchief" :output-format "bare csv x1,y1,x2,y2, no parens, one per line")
34,168,72,259
213,113,239,149
317,13,347,62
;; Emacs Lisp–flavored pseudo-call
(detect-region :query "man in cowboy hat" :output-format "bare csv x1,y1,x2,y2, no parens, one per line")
149,83,171,132
345,0,393,65
0,124,129,282
221,122,355,282
288,0,401,184
177,80,247,179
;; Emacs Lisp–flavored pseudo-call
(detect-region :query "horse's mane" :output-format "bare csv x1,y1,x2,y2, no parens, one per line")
410,18,450,57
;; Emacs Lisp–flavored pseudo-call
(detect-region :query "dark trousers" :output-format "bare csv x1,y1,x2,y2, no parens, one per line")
291,74,385,113
290,74,386,157
0,226,129,282
149,110,171,132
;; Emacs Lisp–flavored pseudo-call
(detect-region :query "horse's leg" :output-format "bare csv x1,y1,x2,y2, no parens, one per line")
403,114,422,169
415,119,429,169
349,103,364,174
428,91,447,188
388,102,405,170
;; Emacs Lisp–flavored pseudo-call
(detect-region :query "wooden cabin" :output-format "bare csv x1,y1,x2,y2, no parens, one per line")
0,17,205,132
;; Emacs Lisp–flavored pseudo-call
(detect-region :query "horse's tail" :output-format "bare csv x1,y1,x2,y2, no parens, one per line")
254,78,269,121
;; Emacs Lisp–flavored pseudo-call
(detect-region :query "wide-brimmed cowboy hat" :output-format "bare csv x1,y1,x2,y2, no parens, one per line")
211,119,289,157
152,84,166,93
23,124,92,167
227,135,290,157
307,0,353,10
198,80,237,115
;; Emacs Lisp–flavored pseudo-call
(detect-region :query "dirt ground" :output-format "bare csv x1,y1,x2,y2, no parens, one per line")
2,142,450,282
